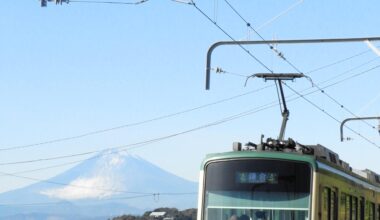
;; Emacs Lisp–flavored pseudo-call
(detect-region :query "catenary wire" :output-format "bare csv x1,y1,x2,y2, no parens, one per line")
283,82,380,149
0,170,151,195
187,1,274,73
2,3,379,167
223,0,304,75
0,170,198,197
256,0,304,31
0,192,196,207
222,0,380,135
1,62,379,168
0,86,271,151
8,2,377,152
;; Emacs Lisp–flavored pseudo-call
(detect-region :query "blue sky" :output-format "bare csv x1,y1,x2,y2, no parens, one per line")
1,0,380,193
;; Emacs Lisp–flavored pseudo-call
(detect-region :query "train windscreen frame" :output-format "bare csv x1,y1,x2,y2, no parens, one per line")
203,159,312,220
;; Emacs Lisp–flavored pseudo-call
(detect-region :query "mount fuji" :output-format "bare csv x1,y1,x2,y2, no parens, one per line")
0,151,198,220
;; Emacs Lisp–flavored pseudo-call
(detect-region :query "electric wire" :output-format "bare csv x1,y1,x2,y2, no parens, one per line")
188,1,274,73
306,49,372,74
13,1,375,154
222,0,380,137
0,2,378,167
0,86,271,151
0,192,196,207
0,195,152,207
2,62,380,168
0,159,89,176
0,170,198,198
256,0,304,31
0,101,283,166
283,82,380,149
223,0,303,75
0,170,151,195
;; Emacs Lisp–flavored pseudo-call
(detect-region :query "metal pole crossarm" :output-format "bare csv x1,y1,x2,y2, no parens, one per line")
41,0,69,7
254,73,305,80
340,117,380,141
206,36,380,90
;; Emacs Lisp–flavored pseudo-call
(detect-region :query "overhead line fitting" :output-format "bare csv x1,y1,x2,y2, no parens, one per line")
40,0,148,7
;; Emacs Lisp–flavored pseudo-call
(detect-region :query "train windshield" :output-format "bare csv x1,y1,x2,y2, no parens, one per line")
203,159,311,220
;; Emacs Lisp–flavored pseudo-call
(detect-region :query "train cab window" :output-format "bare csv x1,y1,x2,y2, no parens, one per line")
203,159,311,220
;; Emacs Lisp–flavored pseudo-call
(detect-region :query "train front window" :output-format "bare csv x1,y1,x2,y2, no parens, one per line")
203,159,311,220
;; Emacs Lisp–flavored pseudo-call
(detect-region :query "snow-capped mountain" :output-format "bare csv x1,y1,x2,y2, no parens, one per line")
0,151,198,219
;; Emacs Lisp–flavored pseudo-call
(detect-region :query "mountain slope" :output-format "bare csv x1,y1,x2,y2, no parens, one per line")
0,151,198,219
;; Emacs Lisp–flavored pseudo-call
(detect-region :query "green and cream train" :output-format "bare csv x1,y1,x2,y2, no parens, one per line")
196,139,380,220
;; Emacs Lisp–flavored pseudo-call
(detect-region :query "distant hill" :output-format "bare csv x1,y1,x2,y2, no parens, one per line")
0,151,198,220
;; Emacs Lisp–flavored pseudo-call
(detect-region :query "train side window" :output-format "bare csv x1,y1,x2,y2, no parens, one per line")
377,205,380,220
322,187,331,220
365,202,375,220
346,194,352,220
352,197,358,220
371,202,376,220
359,197,364,220
322,187,338,220
331,188,338,220
340,193,349,220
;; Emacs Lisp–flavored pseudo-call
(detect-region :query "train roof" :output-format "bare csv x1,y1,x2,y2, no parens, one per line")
202,139,380,188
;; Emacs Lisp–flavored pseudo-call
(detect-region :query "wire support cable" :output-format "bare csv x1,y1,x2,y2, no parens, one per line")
283,82,380,149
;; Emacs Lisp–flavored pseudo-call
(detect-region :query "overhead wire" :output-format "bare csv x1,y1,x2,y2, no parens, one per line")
256,0,304,31
0,86,271,151
10,1,374,154
1,1,376,169
1,1,376,176
283,82,380,149
187,1,274,73
0,170,151,195
0,192,196,207
0,170,198,197
0,195,153,207
0,192,198,207
0,1,377,168
2,61,380,168
222,0,380,141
